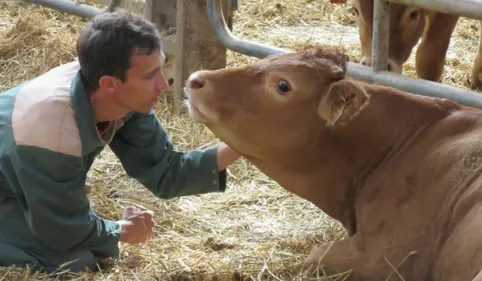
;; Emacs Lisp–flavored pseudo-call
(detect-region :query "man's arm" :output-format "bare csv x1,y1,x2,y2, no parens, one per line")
1,145,122,258
109,111,240,199
216,142,242,172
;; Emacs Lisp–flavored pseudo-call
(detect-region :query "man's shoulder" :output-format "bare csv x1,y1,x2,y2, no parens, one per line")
11,61,83,158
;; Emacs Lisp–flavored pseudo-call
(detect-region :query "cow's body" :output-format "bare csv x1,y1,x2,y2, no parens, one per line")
302,95,482,280
185,45,482,280
352,0,482,89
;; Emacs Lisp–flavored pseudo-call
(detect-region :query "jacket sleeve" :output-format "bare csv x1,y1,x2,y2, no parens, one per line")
1,145,122,258
109,111,227,199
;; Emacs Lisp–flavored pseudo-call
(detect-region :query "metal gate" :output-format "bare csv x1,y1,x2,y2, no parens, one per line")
206,0,482,109
25,0,482,109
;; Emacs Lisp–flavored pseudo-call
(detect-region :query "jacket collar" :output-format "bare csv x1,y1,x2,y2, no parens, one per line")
70,71,104,156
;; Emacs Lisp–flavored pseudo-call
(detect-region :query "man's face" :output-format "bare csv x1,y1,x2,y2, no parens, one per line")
113,48,169,114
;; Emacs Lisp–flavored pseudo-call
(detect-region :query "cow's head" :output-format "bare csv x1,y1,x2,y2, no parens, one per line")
184,46,370,163
352,0,425,73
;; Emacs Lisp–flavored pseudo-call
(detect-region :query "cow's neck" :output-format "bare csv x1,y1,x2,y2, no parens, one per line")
248,86,453,235
247,140,359,234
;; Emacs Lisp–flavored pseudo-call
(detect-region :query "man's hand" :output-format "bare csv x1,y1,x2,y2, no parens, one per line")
117,206,155,244
216,142,242,172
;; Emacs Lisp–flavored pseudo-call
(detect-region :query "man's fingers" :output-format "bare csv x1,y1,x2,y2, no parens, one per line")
142,210,154,219
123,206,150,220
136,211,154,225
122,206,137,219
140,214,155,230
124,206,136,213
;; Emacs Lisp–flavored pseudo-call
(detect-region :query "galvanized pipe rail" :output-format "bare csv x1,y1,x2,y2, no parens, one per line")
207,0,482,109
206,0,291,58
388,0,482,20
24,0,482,108
25,0,119,19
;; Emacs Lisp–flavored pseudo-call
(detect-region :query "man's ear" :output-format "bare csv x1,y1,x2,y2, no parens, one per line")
317,79,370,127
98,75,117,92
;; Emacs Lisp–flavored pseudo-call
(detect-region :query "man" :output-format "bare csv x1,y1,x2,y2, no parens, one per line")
0,11,241,273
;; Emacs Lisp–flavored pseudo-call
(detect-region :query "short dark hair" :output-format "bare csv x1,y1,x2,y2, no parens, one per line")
76,11,161,89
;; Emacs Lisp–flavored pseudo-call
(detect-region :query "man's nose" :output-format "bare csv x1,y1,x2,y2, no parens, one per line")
157,73,169,91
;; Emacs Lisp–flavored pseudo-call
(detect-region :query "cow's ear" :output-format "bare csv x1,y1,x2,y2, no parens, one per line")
317,79,370,127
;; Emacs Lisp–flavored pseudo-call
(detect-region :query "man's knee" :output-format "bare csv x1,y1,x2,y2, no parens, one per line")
0,242,97,273
0,242,39,268
45,249,97,273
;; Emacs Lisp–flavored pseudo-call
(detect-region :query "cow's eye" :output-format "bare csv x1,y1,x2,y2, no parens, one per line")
277,80,291,94
410,10,419,19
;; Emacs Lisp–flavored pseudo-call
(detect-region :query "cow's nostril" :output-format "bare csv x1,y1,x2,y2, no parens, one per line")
189,77,205,89
387,63,392,71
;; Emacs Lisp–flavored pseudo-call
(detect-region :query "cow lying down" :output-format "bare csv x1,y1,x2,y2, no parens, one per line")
184,45,482,281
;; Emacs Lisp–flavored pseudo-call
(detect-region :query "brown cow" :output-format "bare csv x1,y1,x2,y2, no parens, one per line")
352,0,482,90
184,45,482,280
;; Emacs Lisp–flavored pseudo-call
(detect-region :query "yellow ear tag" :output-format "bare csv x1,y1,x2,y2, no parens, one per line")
327,103,347,126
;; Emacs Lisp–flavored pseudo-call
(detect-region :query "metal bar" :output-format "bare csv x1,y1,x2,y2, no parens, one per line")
25,0,102,18
386,0,482,20
106,0,121,12
372,0,390,72
207,0,293,58
348,63,482,108
205,0,482,109
26,0,122,19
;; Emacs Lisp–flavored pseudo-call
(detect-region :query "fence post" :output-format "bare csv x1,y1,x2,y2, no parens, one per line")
146,0,233,114
372,0,391,72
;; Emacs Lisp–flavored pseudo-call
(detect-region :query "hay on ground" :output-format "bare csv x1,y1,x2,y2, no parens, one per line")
0,0,480,280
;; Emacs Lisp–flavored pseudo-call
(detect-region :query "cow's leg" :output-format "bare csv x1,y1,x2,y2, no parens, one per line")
302,235,417,281
302,240,357,279
415,12,459,82
470,20,482,90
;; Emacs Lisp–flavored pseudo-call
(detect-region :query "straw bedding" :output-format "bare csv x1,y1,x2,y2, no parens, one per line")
0,0,480,280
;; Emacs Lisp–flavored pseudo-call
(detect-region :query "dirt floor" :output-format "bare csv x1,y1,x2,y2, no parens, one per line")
0,0,480,280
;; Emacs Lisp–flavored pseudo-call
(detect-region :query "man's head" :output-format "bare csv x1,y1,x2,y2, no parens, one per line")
352,0,425,73
184,46,370,161
76,11,169,114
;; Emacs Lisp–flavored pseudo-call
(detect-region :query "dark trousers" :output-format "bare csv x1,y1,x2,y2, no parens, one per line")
0,198,97,273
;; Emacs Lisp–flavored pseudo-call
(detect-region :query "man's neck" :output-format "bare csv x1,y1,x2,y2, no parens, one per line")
88,88,129,123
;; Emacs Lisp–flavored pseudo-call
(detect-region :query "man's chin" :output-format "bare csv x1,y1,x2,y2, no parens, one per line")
138,106,155,114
